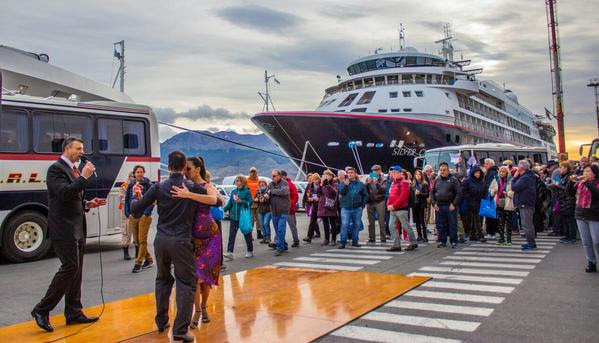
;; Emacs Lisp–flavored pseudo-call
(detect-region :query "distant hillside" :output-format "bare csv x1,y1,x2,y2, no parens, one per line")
160,130,295,182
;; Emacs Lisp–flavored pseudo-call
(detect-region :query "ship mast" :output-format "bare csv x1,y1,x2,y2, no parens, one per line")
434,23,454,62
587,78,599,136
545,1,565,154
112,40,125,93
258,70,279,112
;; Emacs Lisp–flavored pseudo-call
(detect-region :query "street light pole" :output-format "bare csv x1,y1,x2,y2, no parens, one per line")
588,78,599,136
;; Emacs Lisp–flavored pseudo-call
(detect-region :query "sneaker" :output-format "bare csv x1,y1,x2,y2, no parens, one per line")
257,231,264,240
338,244,346,249
496,240,505,245
506,241,512,246
268,243,277,249
274,250,284,256
585,261,597,273
132,264,142,273
485,234,496,240
245,252,254,258
141,260,153,269
223,252,234,260
406,244,417,251
291,242,300,248
451,243,458,249
437,243,446,248
386,246,402,252
458,237,466,244
302,237,312,243
351,243,361,247
521,244,537,251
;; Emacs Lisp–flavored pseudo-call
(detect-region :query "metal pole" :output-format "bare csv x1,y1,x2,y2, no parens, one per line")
588,79,599,136
546,0,565,153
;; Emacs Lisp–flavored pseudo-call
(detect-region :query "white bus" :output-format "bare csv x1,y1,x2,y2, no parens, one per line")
0,93,160,262
415,143,557,172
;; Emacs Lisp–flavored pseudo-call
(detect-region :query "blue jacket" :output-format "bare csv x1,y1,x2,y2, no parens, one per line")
125,177,154,218
512,170,537,208
462,166,487,210
338,180,368,209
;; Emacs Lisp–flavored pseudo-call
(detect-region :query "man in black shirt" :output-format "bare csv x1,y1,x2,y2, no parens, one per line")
131,151,206,342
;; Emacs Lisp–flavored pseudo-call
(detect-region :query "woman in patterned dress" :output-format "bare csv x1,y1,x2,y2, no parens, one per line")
171,156,220,328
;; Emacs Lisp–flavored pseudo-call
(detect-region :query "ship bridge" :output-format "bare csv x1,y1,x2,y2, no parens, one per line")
346,48,448,76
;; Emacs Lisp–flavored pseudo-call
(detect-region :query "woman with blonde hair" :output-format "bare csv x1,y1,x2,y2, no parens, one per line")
223,175,254,259
303,173,322,242
489,165,515,245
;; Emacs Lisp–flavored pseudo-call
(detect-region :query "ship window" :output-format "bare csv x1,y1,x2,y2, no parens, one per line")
335,110,346,112
357,91,376,105
427,75,433,84
406,56,417,65
338,93,358,107
378,109,388,113
415,74,425,84
354,79,363,89
375,76,385,86
351,108,367,112
402,74,413,84
403,108,412,112
416,56,425,65
387,75,399,84
33,111,93,153
415,91,424,97
0,108,29,152
389,91,398,98
402,91,411,97
390,108,400,112
455,135,460,144
446,134,451,142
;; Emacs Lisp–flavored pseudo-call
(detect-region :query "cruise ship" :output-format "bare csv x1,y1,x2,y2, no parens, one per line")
251,30,557,173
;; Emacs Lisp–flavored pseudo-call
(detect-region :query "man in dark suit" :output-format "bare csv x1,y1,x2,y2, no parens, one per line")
31,137,106,332
130,151,206,343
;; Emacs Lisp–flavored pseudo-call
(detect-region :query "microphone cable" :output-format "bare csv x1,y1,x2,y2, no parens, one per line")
46,162,106,343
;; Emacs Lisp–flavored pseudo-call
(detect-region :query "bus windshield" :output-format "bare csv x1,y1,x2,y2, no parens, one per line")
591,141,599,159
424,150,459,171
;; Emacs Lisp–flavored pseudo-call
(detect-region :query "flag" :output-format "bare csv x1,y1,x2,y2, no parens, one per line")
544,107,554,120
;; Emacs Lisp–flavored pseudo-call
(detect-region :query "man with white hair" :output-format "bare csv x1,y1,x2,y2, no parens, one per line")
512,160,538,251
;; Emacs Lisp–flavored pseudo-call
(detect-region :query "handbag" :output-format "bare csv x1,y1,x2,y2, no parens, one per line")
210,206,224,221
239,205,253,235
479,194,497,219
324,197,336,210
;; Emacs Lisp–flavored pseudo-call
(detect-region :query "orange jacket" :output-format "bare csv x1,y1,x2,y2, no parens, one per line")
247,176,260,198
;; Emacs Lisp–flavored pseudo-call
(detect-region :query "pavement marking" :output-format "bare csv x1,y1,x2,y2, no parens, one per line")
330,325,462,343
385,300,494,316
511,237,559,242
421,281,515,293
453,251,547,258
439,261,536,270
404,290,505,304
363,311,481,332
293,257,380,265
510,239,556,245
470,244,553,250
273,262,363,271
444,255,542,263
409,272,523,285
325,249,405,255
463,247,551,254
419,266,530,277
310,253,393,260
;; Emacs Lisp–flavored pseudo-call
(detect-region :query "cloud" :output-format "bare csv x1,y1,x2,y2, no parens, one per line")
215,5,302,33
154,105,252,124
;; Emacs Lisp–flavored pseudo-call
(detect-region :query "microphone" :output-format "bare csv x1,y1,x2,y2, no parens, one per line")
80,155,97,178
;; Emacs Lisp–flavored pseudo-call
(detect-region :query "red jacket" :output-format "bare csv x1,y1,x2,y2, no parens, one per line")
387,179,410,210
287,179,299,215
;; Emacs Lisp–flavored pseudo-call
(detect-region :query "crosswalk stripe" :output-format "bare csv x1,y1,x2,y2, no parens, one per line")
294,257,380,265
440,261,536,270
409,272,523,285
454,251,547,258
385,300,494,316
405,290,505,304
470,244,553,250
310,253,393,260
273,262,363,271
421,281,515,293
363,311,481,332
419,266,530,277
510,239,556,245
351,246,395,250
444,255,541,263
463,247,551,254
512,237,559,242
331,325,462,343
325,249,405,255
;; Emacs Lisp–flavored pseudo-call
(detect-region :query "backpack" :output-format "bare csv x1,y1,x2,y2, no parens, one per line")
536,176,548,205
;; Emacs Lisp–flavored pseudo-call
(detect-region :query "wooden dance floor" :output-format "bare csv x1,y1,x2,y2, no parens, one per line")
0,266,429,343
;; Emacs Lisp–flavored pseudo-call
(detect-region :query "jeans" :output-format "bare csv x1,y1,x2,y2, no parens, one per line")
260,212,272,239
272,214,289,252
340,207,363,245
576,219,599,263
227,220,253,253
519,206,535,246
436,205,458,244
389,209,415,246
562,215,578,241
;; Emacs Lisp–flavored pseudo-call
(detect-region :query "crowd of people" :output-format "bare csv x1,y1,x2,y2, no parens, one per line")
116,150,599,341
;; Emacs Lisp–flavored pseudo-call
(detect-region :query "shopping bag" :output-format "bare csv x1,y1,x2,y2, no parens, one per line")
239,205,253,235
479,195,497,219
210,206,224,221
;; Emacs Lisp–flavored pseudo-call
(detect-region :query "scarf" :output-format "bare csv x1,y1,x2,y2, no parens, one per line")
577,178,597,209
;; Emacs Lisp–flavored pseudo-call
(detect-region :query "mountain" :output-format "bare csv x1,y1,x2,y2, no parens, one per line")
160,130,296,182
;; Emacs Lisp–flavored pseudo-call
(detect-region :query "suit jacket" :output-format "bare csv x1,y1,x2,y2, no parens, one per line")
46,158,89,241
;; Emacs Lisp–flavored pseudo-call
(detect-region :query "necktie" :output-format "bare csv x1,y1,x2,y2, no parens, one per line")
73,166,80,178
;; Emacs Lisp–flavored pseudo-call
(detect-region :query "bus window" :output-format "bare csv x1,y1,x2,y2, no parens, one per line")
33,112,93,153
424,151,439,170
99,118,146,155
0,108,29,152
532,153,547,164
476,151,488,165
488,151,502,164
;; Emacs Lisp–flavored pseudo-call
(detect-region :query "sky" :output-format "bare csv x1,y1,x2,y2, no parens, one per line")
2,0,598,157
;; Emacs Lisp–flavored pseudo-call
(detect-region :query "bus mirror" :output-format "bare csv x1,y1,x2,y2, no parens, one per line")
124,134,139,149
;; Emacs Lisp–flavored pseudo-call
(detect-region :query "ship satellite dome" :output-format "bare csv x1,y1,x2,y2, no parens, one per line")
504,90,518,103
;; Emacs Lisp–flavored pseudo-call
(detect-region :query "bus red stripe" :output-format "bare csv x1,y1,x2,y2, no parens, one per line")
0,154,59,160
125,157,161,162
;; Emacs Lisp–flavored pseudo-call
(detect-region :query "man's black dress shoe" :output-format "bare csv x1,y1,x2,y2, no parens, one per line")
31,310,53,332
66,314,99,325
158,323,171,333
173,333,194,342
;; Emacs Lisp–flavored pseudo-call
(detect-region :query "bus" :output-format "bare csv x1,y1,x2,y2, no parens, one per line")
579,138,599,160
415,143,556,172
0,93,160,262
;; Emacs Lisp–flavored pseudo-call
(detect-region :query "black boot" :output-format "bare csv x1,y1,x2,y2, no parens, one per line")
257,230,264,240
123,246,131,260
585,261,597,273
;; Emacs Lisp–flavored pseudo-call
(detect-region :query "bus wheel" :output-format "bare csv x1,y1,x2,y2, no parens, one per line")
1,211,51,263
